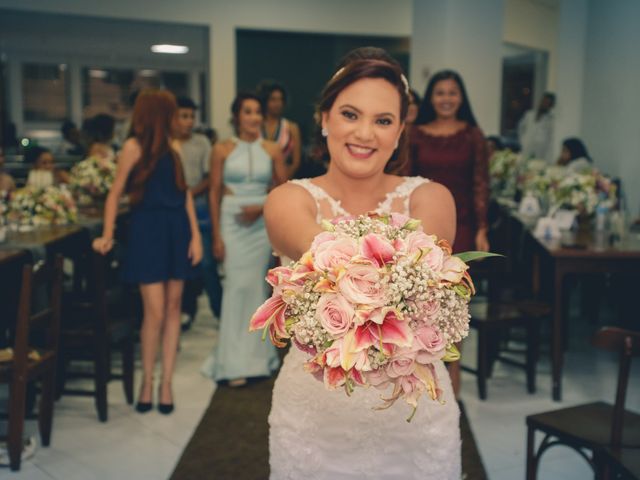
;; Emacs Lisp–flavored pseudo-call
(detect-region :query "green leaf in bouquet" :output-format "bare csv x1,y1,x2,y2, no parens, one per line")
453,284,471,300
321,219,335,232
443,344,460,362
453,251,503,263
403,218,422,231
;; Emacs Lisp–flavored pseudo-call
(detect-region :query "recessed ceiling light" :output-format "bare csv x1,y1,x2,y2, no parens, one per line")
89,69,108,79
151,44,189,54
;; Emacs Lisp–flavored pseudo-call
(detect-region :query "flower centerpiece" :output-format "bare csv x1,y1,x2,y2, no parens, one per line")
489,149,522,199
69,155,116,205
7,185,77,226
548,169,616,216
250,213,494,420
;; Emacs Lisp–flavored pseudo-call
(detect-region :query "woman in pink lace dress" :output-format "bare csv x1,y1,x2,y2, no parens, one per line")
263,51,461,479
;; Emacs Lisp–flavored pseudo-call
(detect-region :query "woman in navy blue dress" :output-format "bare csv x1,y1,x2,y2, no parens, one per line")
93,89,202,414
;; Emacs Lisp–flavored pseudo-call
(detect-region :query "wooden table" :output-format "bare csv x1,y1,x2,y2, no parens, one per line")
4,224,85,253
0,248,29,267
526,223,640,401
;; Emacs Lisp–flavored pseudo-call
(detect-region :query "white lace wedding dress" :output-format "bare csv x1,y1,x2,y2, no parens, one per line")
268,177,461,480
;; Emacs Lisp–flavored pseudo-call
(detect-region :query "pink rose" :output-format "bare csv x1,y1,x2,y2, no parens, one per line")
414,326,446,363
316,293,354,337
338,263,386,306
399,374,422,395
386,346,417,378
360,233,396,267
310,231,336,250
423,245,445,272
440,256,467,283
403,231,437,255
389,213,411,228
366,367,391,388
420,300,440,319
313,237,358,273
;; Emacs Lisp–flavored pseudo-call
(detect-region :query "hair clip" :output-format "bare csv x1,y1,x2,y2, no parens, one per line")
331,67,345,80
400,74,410,96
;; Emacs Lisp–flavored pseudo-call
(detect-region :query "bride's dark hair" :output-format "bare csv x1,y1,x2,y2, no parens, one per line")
314,47,410,174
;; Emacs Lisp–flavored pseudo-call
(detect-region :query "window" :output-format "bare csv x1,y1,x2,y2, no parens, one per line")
81,67,189,120
22,63,68,122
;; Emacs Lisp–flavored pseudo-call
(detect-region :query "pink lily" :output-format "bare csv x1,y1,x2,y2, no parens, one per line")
352,309,412,354
339,331,372,371
361,233,396,268
324,366,346,389
266,266,293,287
249,295,289,347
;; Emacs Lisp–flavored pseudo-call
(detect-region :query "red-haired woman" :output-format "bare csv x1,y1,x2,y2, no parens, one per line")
93,89,202,414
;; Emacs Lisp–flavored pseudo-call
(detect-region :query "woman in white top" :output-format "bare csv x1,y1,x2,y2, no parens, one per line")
557,137,593,173
264,50,460,479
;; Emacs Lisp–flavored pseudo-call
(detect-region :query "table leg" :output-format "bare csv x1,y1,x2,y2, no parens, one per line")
552,265,565,401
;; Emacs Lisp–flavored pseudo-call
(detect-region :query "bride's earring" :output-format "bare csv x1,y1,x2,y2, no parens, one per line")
394,139,399,149
321,127,328,137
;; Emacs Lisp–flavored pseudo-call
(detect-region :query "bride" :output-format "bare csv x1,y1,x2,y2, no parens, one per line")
263,51,461,479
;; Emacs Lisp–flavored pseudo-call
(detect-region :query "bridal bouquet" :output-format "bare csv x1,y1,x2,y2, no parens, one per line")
69,155,116,204
7,185,77,226
250,213,491,419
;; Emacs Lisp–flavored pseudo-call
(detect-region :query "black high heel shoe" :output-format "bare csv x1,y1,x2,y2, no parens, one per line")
135,401,153,413
158,383,174,415
136,382,153,413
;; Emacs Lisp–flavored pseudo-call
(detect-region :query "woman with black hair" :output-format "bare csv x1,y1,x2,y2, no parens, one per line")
558,137,592,173
83,113,116,161
408,71,489,397
258,82,301,179
409,70,489,254
201,92,287,386
26,146,70,187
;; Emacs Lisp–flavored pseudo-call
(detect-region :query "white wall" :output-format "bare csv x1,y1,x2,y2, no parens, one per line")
0,0,412,137
503,0,559,90
411,0,504,134
581,0,640,215
553,0,588,161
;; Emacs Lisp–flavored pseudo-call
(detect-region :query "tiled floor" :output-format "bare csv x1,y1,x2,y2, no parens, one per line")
0,297,217,480
460,301,640,480
1,295,638,479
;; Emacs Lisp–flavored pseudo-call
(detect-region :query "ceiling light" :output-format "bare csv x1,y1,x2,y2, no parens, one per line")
89,69,108,79
151,44,189,54
139,69,158,77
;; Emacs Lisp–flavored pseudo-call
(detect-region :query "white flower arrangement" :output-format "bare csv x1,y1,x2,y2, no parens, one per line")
489,149,523,199
7,185,78,226
69,155,116,204
549,169,616,215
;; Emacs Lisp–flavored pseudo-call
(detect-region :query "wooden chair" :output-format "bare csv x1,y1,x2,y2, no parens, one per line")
601,447,640,480
0,256,63,471
526,327,640,480
462,257,551,400
57,250,134,422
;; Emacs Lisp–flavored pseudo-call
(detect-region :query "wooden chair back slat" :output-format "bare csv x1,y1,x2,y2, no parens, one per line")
592,327,640,449
592,327,640,356
12,256,64,368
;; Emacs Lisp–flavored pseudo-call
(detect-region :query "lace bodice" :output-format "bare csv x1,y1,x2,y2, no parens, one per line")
289,176,430,223
269,175,461,479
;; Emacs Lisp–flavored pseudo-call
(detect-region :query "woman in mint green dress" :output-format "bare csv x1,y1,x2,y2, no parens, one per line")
201,92,286,385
